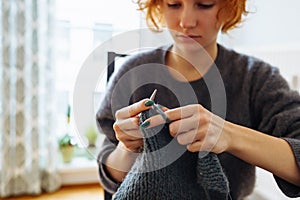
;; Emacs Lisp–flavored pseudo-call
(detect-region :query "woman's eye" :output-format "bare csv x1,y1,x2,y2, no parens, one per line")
196,3,214,9
167,3,181,8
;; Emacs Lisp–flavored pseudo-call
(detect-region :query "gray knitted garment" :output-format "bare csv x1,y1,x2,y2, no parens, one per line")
112,106,230,200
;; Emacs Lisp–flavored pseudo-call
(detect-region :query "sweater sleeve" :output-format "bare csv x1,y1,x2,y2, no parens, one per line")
274,138,300,197
95,84,121,193
250,64,300,197
95,59,131,193
97,137,121,194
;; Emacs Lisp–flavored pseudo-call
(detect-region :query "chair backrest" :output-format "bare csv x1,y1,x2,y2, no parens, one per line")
104,190,112,200
103,51,128,200
107,51,128,82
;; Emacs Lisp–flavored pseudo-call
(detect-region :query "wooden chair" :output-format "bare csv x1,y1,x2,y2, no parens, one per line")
107,51,127,82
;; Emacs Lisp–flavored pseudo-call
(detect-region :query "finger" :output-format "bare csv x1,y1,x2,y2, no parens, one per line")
140,113,167,129
165,106,194,121
187,141,203,152
115,99,154,119
142,105,194,129
115,117,140,131
122,139,144,152
169,116,200,137
157,104,169,112
187,141,215,153
176,129,199,145
115,129,143,141
186,134,218,153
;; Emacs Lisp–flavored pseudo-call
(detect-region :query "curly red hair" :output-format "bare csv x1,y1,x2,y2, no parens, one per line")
134,0,248,33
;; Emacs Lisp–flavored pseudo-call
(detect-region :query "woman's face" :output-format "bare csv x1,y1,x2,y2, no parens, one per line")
161,0,223,52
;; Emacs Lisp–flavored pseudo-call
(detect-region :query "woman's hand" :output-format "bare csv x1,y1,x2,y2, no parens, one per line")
142,104,231,154
113,99,154,152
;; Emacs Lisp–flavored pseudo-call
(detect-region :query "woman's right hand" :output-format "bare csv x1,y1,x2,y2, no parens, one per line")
113,99,154,152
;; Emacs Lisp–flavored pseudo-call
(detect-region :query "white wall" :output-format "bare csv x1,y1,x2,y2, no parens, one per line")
220,0,300,49
219,0,300,89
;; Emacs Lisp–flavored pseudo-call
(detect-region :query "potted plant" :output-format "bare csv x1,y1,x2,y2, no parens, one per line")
59,134,75,163
84,125,99,160
85,125,98,148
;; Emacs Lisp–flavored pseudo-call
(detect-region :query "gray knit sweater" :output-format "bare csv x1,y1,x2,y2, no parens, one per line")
96,44,300,199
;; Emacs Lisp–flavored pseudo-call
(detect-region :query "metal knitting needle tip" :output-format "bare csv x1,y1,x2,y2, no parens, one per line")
149,89,157,101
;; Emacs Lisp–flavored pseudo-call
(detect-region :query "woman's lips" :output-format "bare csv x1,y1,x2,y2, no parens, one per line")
176,34,201,42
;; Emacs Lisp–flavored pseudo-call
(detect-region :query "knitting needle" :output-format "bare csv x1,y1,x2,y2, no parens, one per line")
149,89,157,101
148,89,171,124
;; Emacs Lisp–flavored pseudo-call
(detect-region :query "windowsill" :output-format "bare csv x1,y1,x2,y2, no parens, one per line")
57,134,105,186
58,156,100,185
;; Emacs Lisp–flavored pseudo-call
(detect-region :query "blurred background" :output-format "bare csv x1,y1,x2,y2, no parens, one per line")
0,0,300,199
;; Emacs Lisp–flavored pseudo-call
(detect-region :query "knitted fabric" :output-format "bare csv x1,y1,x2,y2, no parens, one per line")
112,106,230,200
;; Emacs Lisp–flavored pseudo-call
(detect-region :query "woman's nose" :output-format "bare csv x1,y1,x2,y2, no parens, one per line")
179,8,198,29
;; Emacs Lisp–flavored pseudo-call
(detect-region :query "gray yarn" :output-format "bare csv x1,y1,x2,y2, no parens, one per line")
113,106,230,200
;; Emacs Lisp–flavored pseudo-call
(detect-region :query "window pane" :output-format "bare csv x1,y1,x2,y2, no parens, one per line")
54,0,141,151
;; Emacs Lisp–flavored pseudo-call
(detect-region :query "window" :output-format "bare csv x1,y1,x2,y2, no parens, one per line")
53,0,142,183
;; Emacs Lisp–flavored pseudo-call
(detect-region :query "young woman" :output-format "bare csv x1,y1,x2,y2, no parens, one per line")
96,0,300,199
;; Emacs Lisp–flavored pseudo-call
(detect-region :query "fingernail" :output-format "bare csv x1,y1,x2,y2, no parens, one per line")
144,100,154,107
140,121,150,129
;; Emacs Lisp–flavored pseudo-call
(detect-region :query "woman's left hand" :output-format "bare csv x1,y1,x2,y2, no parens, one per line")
142,104,231,154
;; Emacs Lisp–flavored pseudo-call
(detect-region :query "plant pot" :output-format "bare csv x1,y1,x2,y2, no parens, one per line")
85,125,98,147
60,146,74,163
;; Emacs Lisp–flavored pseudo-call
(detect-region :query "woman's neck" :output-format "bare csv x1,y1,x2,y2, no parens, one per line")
166,44,218,82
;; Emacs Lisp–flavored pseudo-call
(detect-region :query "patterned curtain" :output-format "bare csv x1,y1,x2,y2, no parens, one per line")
0,0,61,197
